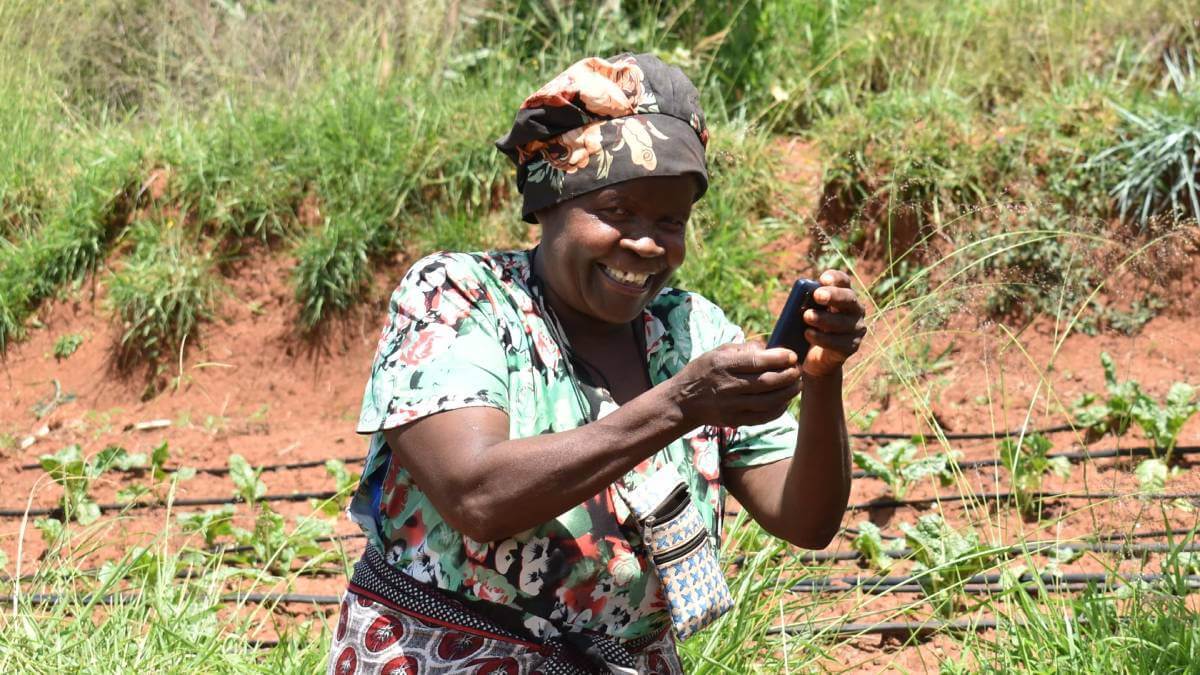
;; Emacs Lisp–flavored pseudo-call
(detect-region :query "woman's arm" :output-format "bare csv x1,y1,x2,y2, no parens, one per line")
387,343,800,542
723,372,850,548
724,271,865,548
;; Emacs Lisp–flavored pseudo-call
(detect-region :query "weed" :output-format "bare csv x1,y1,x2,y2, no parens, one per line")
1091,54,1200,224
852,436,960,499
52,332,83,360
108,222,218,376
998,433,1071,517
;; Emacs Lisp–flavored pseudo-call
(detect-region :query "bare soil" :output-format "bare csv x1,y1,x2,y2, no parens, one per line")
2,139,1198,672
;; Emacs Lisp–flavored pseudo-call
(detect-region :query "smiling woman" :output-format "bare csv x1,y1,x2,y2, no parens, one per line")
327,53,867,674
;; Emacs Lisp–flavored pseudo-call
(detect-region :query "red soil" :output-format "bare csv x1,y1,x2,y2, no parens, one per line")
1,139,1198,672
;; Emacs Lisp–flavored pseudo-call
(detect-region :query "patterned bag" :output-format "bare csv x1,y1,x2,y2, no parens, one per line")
617,465,733,640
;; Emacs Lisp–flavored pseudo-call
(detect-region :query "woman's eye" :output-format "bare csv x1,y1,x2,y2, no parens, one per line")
604,207,631,219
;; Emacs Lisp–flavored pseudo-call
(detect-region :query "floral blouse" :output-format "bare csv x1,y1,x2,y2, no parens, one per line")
350,250,797,642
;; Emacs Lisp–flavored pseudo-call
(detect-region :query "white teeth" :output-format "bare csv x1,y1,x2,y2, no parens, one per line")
601,265,650,287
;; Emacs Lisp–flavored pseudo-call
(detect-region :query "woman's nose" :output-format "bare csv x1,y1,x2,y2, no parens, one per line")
619,235,666,258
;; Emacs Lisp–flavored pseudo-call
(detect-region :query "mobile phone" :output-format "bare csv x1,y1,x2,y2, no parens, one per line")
766,279,821,362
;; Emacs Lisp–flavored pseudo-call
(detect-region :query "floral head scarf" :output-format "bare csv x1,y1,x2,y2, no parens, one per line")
496,53,709,223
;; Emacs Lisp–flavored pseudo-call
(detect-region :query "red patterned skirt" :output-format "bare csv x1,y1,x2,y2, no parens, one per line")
327,546,683,675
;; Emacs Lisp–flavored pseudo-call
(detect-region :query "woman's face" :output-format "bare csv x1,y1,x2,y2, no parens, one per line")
536,175,696,327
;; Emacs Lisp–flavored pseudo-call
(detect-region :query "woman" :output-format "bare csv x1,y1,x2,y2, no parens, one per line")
329,54,866,674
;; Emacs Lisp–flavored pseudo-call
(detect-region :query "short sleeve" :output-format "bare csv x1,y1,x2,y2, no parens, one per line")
356,252,510,434
679,292,798,469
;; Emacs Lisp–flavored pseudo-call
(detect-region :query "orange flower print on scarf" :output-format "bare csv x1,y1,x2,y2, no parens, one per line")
521,55,651,118
518,121,606,174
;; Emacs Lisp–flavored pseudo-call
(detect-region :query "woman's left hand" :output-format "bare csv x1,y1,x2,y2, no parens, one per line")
801,270,866,377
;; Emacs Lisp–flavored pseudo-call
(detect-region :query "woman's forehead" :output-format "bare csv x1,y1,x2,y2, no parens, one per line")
590,176,698,209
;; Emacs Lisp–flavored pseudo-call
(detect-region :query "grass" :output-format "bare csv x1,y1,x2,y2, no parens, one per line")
107,221,218,379
2,0,1200,671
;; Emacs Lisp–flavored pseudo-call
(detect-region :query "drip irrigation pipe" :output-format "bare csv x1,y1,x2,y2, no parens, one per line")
851,423,1075,441
768,617,998,638
791,572,1200,595
844,490,1200,512
18,456,364,475
2,486,1193,521
731,540,1200,567
850,444,1200,480
0,490,339,519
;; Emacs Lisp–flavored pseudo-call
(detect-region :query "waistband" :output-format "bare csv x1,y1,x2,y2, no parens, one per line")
348,544,664,674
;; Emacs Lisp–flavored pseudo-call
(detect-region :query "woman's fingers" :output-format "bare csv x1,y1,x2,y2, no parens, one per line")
803,308,864,334
737,366,801,392
818,269,853,288
805,328,863,357
812,285,864,314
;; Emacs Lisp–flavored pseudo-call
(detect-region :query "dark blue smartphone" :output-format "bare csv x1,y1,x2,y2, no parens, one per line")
766,279,821,361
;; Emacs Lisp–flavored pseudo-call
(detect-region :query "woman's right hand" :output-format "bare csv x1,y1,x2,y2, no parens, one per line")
669,342,802,428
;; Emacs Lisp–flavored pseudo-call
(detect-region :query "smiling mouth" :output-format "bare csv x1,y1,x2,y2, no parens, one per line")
598,263,652,290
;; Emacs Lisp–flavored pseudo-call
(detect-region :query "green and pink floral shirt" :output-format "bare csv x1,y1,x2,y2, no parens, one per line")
350,250,797,641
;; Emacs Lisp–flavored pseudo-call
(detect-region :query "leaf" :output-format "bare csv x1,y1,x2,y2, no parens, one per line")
1135,458,1169,493
1050,546,1082,564
35,517,64,546
851,520,896,572
853,450,894,484
1047,456,1072,480
75,500,101,526
116,484,151,503
228,453,266,503
151,441,170,478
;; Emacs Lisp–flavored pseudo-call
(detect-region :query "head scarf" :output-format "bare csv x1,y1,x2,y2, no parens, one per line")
496,53,709,223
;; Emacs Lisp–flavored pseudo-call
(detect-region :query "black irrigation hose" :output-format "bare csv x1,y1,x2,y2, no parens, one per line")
768,617,999,638
850,444,1200,480
844,490,1200,512
851,423,1075,441
0,491,340,519
791,572,1200,596
18,456,364,475
730,540,1200,567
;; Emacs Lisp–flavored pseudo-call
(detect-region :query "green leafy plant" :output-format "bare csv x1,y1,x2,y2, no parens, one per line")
228,453,266,504
1073,352,1140,440
52,333,83,360
1076,353,1200,462
900,514,997,617
853,436,960,499
999,433,1071,516
179,505,237,549
38,444,146,524
851,520,906,572
1134,457,1183,494
1132,383,1200,464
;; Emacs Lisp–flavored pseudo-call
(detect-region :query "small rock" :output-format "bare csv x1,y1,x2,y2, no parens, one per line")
19,436,36,450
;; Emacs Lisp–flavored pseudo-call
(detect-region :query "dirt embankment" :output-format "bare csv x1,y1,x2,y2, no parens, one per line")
2,138,1199,671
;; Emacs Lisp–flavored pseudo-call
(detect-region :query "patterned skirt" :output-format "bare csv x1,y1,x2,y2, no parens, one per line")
327,546,684,675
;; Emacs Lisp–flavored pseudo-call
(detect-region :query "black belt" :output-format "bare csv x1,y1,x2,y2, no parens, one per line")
348,544,664,674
